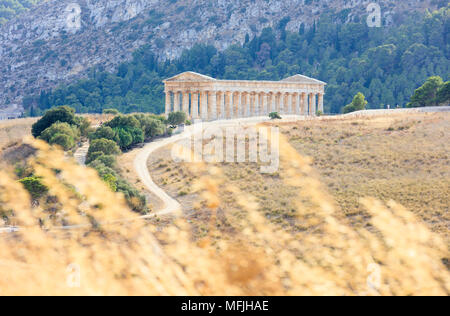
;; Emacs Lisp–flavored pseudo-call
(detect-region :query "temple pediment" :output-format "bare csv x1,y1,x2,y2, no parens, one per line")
164,71,217,83
281,74,327,85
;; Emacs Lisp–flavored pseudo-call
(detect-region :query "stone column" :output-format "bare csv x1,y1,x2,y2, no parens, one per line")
271,93,276,113
183,91,190,117
174,91,181,112
216,91,223,119
318,93,324,113
200,91,208,120
192,92,199,119
208,91,217,120
262,93,268,115
165,91,171,117
233,92,239,118
251,93,257,116
309,93,316,116
237,92,243,118
293,93,299,115
300,93,306,115
287,93,293,114
241,92,248,117
275,93,281,113
283,93,289,114
224,91,231,119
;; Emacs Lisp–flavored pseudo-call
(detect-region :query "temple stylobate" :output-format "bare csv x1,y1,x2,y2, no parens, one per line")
163,72,326,120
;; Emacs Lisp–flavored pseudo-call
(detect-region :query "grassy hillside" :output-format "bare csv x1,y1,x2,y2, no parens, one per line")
0,112,449,295
146,112,450,245
0,117,37,150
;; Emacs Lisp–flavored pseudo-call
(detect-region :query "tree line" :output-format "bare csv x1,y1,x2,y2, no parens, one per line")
24,5,449,115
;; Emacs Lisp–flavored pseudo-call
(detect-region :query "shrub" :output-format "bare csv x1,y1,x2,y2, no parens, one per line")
133,114,166,139
114,128,133,150
75,116,91,137
103,108,120,115
19,176,49,200
89,126,116,141
408,76,444,108
92,155,117,169
105,115,140,130
49,133,75,151
269,112,282,119
342,92,368,114
102,174,118,192
167,111,187,126
32,106,77,137
40,122,79,143
86,138,121,163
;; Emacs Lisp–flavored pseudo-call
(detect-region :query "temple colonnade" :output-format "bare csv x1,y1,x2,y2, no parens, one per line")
164,72,326,121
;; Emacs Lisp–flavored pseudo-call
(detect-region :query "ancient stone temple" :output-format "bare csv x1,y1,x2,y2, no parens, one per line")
163,72,326,120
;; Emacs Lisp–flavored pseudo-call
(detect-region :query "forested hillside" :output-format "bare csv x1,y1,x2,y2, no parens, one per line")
26,5,449,115
0,0,42,24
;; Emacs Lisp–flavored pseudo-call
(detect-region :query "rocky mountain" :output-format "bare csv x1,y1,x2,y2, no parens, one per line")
0,0,439,112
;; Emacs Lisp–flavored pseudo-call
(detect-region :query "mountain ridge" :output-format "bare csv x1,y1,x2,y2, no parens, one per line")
0,0,440,112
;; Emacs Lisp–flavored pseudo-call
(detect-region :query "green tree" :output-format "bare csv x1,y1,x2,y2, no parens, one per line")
269,112,282,119
86,138,121,163
49,133,75,151
167,111,187,126
408,76,444,107
89,126,116,141
103,108,120,115
342,92,368,114
32,106,77,137
436,81,450,105
39,122,80,143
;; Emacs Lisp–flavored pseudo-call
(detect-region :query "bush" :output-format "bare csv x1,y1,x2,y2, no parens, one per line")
92,155,117,169
86,138,121,163
269,112,282,119
167,111,187,126
19,176,49,200
114,128,133,150
436,81,449,105
75,116,91,137
342,92,368,114
105,115,140,130
89,126,116,141
133,114,166,139
103,108,120,115
49,133,75,151
40,122,80,145
32,106,77,137
408,76,444,108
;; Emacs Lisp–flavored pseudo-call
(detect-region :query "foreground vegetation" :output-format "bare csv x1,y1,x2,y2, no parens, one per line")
24,5,449,115
0,119,448,295
24,106,178,214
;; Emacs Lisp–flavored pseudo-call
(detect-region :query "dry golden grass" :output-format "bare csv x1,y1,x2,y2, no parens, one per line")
0,118,37,151
149,113,449,243
0,113,449,295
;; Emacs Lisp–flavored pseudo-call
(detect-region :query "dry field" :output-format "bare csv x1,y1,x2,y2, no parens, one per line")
0,112,448,295
0,118,37,151
147,112,449,246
